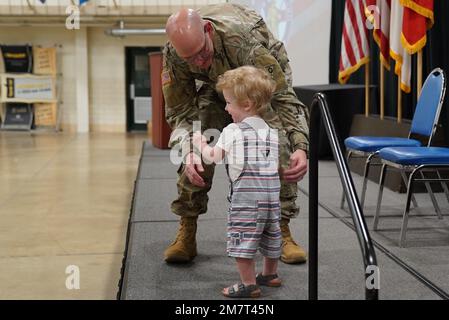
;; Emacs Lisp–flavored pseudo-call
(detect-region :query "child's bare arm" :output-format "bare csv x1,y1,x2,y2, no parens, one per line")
192,132,225,164
201,144,225,163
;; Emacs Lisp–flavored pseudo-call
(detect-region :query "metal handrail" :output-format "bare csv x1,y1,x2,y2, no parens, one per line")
309,93,379,300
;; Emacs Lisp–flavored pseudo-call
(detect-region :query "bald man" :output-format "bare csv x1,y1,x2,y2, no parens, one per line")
162,3,309,264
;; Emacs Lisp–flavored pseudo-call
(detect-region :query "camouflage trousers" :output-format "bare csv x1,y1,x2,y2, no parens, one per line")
171,84,300,220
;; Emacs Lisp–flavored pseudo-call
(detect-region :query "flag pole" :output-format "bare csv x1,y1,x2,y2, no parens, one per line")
417,50,423,98
365,62,370,117
397,76,402,123
380,63,384,120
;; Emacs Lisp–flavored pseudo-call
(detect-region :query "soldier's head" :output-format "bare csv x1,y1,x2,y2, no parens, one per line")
166,8,214,69
217,66,276,122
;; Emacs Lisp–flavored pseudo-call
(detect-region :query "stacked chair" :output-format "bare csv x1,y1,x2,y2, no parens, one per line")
344,68,447,247
374,68,448,246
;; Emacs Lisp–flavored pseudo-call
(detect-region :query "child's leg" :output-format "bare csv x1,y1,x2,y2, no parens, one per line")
256,256,281,287
235,257,256,285
263,257,278,276
222,257,259,297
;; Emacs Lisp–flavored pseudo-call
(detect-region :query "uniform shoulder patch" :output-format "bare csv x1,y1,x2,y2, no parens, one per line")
265,64,275,77
161,70,172,86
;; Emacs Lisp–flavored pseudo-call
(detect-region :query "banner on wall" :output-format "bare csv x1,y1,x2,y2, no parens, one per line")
0,47,4,73
34,103,57,126
0,45,33,73
0,48,4,124
33,47,57,75
1,103,33,130
0,73,56,103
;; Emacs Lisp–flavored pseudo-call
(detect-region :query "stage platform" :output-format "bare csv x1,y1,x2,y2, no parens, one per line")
118,141,449,300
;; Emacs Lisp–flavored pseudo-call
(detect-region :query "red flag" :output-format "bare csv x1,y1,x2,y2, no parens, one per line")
338,0,370,84
370,0,391,70
400,0,434,54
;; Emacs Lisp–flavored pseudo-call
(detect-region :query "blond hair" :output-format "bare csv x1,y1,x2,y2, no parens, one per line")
216,66,276,115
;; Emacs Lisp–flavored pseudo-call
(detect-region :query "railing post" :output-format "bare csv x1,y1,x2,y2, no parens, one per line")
308,93,379,300
308,93,321,300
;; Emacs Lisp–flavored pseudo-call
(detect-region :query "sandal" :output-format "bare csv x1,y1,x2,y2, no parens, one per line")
256,273,282,287
222,283,261,298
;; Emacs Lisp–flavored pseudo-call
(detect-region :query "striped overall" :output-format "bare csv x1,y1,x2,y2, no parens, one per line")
226,121,282,259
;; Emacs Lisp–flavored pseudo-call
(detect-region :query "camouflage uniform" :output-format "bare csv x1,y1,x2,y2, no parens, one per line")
162,3,309,220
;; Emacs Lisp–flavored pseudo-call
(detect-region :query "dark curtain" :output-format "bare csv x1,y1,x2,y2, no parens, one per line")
329,0,449,143
428,0,449,144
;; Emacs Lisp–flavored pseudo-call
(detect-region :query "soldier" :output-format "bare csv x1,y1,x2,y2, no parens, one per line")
162,3,309,264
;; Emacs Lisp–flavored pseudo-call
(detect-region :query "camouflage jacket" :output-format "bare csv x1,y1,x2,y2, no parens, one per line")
162,3,309,153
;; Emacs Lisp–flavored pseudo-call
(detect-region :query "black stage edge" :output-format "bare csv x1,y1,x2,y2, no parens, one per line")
116,145,144,300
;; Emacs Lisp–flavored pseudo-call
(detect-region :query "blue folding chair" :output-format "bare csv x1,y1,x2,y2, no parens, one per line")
341,68,447,210
374,147,449,247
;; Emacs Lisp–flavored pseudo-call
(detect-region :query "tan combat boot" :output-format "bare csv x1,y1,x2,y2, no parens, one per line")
280,218,307,264
164,216,198,263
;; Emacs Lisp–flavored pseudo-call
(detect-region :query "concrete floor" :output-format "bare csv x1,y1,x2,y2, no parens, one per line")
0,132,147,299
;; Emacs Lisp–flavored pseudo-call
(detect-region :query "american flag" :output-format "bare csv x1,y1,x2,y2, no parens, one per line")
338,0,371,84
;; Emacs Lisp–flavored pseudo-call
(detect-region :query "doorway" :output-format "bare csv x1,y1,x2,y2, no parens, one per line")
125,47,161,132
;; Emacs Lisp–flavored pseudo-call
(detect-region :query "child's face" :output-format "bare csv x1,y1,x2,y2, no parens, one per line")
223,89,252,123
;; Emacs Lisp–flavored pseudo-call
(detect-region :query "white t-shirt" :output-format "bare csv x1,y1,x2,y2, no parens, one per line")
215,116,270,182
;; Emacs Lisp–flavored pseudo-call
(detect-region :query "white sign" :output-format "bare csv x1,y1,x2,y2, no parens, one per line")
0,73,56,103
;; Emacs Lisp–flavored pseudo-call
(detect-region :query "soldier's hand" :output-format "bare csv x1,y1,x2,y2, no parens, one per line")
185,152,206,187
282,149,308,182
